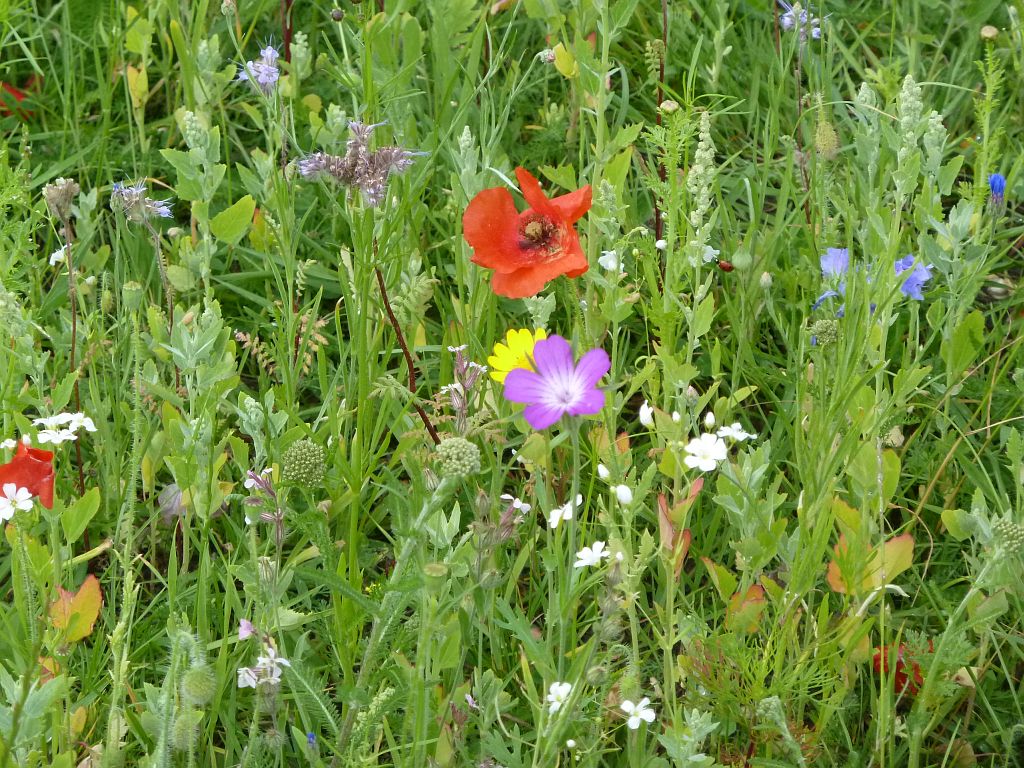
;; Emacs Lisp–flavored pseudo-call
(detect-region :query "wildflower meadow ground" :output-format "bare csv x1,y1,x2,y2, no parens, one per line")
1,0,1024,766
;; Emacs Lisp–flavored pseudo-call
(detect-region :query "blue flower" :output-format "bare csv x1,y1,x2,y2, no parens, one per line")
778,1,824,41
111,180,174,224
989,173,1006,204
894,255,932,300
813,247,848,310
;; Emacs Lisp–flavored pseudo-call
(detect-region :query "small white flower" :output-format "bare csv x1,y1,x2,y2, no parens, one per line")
33,412,96,433
36,428,77,445
574,541,610,568
613,484,633,505
704,411,716,428
579,299,588,310
546,682,573,714
671,411,681,423
683,433,728,472
701,246,720,263
255,646,291,686
598,250,621,271
49,244,69,266
639,400,654,428
237,666,259,688
500,493,532,514
447,344,468,353
716,423,757,442
597,463,610,480
0,484,33,522
615,551,624,562
566,739,577,749
548,494,582,529
0,439,16,450
654,239,667,251
465,693,479,710
620,697,656,729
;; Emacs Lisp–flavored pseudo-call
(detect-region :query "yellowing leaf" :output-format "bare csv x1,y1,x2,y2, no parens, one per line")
827,533,914,594
211,195,257,245
553,43,578,78
726,585,766,633
126,65,149,110
701,557,736,602
49,574,103,643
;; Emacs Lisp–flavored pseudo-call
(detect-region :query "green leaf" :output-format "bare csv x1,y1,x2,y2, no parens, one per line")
62,488,100,543
537,164,577,192
210,195,256,245
941,309,985,379
691,293,715,339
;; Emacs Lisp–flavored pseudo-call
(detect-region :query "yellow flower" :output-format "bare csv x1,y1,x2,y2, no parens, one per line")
488,328,547,383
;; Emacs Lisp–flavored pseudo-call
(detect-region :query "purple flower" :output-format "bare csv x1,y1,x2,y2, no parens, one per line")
894,255,932,300
111,181,174,224
820,247,848,278
238,45,280,94
502,335,610,430
779,1,824,41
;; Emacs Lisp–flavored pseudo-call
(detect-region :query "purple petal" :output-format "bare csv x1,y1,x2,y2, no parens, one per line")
894,255,915,274
812,289,841,310
567,388,605,417
523,403,565,430
820,248,849,278
503,368,547,404
574,348,610,388
531,335,574,381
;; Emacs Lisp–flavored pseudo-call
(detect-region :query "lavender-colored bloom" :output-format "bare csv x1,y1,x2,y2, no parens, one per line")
238,45,280,93
989,173,1006,204
298,121,423,207
779,1,824,41
894,255,932,300
502,335,610,430
111,181,174,224
820,247,849,278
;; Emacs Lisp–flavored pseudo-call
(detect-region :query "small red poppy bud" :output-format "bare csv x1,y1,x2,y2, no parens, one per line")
0,443,55,509
717,260,734,272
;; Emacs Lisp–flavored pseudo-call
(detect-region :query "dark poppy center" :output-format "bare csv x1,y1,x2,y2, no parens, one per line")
518,214,558,254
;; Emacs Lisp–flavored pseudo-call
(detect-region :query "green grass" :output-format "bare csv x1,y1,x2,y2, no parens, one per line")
1,0,1023,766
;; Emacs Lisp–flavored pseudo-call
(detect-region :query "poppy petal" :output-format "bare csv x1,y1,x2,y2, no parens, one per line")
514,167,558,217
549,185,592,223
463,187,525,271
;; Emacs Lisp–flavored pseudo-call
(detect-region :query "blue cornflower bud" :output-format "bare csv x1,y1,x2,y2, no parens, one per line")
989,172,1006,205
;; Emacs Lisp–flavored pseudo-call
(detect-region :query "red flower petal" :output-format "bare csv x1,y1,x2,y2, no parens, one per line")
463,187,529,273
548,185,592,224
0,443,55,509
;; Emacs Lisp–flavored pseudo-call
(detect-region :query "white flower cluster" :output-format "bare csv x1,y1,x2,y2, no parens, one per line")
1,412,98,450
237,644,290,689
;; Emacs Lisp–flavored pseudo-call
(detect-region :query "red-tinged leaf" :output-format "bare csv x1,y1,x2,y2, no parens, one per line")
826,535,851,593
657,493,674,553
828,533,915,594
674,529,692,580
702,557,737,602
726,585,766,633
49,574,103,642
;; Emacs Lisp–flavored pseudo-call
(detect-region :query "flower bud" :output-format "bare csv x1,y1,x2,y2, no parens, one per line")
42,177,80,221
181,664,217,707
435,437,481,478
282,439,327,487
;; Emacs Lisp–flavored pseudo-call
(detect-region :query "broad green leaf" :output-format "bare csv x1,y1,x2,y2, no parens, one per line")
210,195,256,245
62,487,100,543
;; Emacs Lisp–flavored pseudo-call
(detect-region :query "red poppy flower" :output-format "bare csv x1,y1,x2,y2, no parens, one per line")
873,642,929,695
0,443,55,509
463,167,592,299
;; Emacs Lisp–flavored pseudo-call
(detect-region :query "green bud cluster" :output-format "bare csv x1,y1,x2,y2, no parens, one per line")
993,518,1024,554
282,438,326,487
435,437,481,478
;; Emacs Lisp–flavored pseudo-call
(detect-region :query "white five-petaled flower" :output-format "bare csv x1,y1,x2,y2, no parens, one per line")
614,485,633,505
256,646,291,685
0,484,33,522
639,400,655,428
546,681,573,714
36,428,77,445
549,494,582,529
654,239,667,251
620,697,656,729
598,250,622,271
683,433,728,472
574,541,610,568
49,244,69,266
0,439,16,450
702,246,721,263
717,423,757,442
597,463,610,480
500,493,532,514
238,619,256,640
33,412,97,433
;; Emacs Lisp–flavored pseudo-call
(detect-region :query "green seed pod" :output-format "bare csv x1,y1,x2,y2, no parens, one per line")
181,664,217,707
